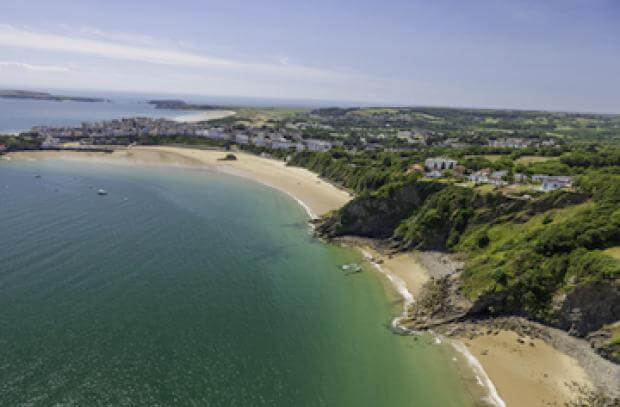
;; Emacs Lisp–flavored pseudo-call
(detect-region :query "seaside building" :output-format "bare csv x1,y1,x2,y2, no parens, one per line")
424,157,457,171
271,138,293,150
468,168,492,184
488,137,531,148
306,139,333,152
541,176,573,191
513,173,529,183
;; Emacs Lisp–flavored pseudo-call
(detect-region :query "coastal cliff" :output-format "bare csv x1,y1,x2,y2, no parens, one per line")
316,180,444,239
314,177,620,366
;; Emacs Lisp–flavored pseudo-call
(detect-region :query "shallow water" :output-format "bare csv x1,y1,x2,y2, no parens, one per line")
0,159,481,406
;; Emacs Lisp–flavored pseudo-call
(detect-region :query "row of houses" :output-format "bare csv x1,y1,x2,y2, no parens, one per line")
29,117,335,153
487,138,532,148
422,157,573,192
468,169,509,186
470,170,573,191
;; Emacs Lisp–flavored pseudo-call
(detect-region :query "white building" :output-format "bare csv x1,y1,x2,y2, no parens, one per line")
541,176,573,191
424,157,457,170
235,134,250,145
271,138,293,150
306,139,332,152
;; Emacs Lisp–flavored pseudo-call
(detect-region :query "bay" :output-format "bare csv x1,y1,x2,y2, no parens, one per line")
0,159,480,406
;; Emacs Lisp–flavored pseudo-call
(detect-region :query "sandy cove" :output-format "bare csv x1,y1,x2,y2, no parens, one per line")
8,146,351,217
336,238,610,407
6,146,607,406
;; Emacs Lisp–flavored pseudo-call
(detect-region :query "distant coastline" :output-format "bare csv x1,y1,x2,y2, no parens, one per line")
173,110,236,123
0,90,107,103
147,99,224,111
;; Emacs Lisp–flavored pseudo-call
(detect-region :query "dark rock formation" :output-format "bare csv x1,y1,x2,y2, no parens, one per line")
553,283,620,337
315,181,444,239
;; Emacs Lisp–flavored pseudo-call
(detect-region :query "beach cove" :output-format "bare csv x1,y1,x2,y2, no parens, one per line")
3,147,600,406
1,151,483,406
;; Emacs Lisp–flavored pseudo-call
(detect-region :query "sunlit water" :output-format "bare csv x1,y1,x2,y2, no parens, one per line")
0,159,481,406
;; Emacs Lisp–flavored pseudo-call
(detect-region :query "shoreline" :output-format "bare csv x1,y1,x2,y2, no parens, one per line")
4,147,608,406
334,237,507,406
173,110,236,123
6,147,351,218
324,236,614,406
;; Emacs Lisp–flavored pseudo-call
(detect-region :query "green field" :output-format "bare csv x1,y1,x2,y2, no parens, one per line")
464,154,504,162
515,155,558,164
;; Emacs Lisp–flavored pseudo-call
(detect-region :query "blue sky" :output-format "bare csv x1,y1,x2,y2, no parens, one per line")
0,0,618,111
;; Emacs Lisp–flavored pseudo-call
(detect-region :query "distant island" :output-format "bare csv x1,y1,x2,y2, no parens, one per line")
0,90,107,103
147,99,223,110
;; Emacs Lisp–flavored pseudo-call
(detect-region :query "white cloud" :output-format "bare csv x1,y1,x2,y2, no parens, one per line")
0,61,73,73
0,24,361,81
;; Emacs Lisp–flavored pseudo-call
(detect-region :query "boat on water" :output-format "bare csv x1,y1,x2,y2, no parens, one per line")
97,189,108,195
341,263,362,273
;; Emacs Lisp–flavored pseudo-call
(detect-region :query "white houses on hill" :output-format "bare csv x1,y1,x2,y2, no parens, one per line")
540,176,573,191
424,157,457,171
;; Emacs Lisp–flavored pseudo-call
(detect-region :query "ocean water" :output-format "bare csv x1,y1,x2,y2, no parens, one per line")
0,97,186,133
0,89,376,134
0,159,481,406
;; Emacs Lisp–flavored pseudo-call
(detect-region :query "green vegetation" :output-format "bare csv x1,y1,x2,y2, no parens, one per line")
4,104,619,341
213,107,310,127
0,133,43,150
304,106,620,146
457,195,620,319
289,143,619,336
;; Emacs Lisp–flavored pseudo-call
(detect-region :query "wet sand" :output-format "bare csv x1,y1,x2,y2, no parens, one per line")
461,331,592,406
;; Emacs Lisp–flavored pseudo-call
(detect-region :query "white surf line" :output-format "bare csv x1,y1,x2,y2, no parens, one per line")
359,249,416,333
215,166,319,220
265,183,318,220
358,248,506,407
451,341,506,407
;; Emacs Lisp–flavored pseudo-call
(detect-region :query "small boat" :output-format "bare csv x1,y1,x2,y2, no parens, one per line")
341,264,362,273
97,189,108,195
34,174,41,178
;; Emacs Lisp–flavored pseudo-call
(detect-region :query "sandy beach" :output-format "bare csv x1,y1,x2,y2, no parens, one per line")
460,331,592,406
7,146,351,217
173,110,236,123
5,147,604,406
341,240,600,407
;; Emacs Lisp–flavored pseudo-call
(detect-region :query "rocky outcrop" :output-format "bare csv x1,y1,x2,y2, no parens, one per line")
316,181,444,239
404,273,472,330
552,283,620,337
588,325,620,364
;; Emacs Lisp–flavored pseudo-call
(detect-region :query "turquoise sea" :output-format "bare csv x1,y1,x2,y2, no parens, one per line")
0,158,482,406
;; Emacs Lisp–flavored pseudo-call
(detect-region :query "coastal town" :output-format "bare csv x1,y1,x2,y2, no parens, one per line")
2,105,584,194
28,116,335,152
2,1,620,406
